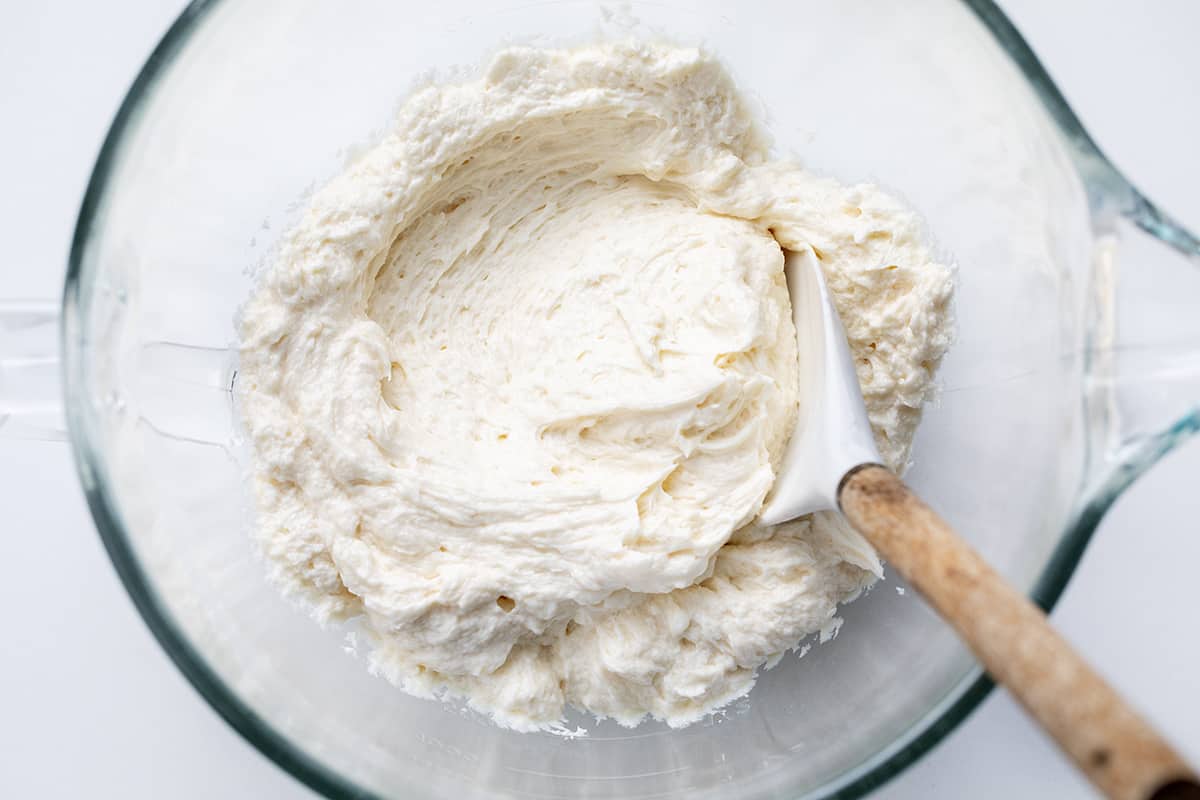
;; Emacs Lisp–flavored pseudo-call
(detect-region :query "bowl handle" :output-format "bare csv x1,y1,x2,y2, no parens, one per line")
0,300,65,441
1084,188,1200,503
1,300,237,446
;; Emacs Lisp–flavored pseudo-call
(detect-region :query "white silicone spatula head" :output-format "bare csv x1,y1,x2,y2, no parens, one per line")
758,248,880,525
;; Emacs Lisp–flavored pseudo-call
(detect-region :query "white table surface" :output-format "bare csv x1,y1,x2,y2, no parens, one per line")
2,1,1197,797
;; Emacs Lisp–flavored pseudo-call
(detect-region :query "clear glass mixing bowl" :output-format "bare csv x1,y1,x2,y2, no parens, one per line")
6,0,1196,797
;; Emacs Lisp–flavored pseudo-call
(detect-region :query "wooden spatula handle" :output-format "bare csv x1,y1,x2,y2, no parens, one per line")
838,464,1199,800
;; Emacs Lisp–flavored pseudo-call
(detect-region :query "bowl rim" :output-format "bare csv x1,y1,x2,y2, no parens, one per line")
61,1,1124,798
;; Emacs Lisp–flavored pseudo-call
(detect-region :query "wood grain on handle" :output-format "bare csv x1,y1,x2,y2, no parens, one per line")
838,464,1199,800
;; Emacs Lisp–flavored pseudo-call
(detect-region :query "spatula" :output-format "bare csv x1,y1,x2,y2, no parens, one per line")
759,249,1199,800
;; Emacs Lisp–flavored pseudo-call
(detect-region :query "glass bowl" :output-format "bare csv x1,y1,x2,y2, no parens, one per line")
29,0,1200,798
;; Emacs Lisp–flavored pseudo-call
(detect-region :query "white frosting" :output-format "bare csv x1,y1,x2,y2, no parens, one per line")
238,42,954,730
